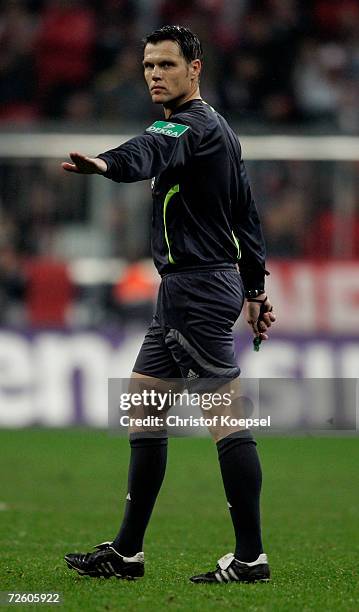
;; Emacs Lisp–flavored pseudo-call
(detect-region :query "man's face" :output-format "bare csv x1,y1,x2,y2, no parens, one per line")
143,40,200,106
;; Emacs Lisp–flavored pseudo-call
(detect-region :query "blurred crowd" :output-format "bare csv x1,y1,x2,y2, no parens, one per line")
0,0,358,131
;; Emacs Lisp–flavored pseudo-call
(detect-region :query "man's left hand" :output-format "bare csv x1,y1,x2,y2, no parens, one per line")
246,294,276,341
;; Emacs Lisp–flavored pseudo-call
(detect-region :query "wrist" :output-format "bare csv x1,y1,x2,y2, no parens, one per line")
95,156,108,174
95,157,107,174
245,288,266,300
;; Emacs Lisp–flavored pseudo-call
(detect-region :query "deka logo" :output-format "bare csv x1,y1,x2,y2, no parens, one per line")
146,121,190,138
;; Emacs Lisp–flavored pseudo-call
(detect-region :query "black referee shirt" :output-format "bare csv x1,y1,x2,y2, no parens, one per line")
98,99,267,291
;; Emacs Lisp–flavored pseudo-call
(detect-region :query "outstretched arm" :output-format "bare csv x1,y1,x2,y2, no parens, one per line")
63,110,207,184
62,152,108,175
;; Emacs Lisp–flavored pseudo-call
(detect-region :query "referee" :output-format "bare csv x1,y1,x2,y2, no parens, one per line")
62,25,276,584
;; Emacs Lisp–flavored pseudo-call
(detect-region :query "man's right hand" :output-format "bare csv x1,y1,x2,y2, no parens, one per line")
61,152,108,175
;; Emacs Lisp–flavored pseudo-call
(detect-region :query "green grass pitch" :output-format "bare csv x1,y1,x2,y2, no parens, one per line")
0,430,358,611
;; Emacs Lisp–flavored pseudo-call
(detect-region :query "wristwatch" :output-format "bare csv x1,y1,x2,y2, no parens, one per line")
245,288,264,299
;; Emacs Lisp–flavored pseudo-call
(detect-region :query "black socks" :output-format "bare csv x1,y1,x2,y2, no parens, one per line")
112,432,168,556
217,430,263,563
112,429,262,562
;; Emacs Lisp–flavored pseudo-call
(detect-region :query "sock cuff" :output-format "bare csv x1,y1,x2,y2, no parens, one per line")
216,429,256,457
129,430,168,447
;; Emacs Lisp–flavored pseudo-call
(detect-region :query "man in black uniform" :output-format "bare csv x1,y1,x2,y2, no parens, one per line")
62,26,276,584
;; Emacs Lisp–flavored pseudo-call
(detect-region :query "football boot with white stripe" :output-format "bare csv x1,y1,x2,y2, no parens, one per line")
64,542,144,579
190,552,270,583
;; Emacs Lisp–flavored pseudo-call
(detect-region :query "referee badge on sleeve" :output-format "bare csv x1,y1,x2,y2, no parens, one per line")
146,121,190,138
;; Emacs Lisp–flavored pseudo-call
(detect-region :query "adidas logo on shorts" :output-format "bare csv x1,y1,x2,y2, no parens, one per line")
187,369,199,380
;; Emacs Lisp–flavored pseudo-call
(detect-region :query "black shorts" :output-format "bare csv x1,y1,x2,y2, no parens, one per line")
133,266,244,384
